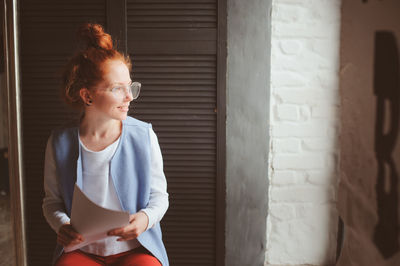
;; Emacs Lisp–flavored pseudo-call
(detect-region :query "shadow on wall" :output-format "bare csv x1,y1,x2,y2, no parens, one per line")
373,31,400,259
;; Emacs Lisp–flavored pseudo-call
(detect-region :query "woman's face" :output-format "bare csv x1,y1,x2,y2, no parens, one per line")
88,60,133,121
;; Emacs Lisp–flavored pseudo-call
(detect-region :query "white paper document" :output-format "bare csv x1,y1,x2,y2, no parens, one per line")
64,184,130,252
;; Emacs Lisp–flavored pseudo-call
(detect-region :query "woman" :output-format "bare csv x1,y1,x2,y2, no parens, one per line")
42,23,169,266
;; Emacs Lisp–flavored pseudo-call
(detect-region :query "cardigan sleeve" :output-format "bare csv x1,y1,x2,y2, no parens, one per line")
42,134,71,233
140,128,169,230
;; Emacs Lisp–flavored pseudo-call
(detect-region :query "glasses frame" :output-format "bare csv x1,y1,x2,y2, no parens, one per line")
109,81,141,100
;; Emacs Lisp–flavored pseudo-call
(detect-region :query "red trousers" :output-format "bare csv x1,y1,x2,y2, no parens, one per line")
55,246,161,266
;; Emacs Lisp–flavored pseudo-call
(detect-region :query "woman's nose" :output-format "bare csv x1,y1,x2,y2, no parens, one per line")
125,92,133,102
123,87,134,101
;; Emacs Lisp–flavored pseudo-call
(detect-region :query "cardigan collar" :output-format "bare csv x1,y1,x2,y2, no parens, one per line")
75,119,128,189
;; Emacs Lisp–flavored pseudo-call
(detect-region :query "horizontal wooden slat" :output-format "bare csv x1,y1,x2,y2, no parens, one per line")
128,29,216,41
132,54,216,61
128,0,215,3
129,10,216,16
128,40,216,54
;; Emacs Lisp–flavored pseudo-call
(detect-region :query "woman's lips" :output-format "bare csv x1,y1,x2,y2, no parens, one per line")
118,106,129,112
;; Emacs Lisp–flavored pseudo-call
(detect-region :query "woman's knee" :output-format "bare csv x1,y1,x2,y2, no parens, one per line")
55,251,101,266
118,252,162,266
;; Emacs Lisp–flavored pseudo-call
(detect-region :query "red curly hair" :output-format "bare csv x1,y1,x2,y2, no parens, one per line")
61,23,132,110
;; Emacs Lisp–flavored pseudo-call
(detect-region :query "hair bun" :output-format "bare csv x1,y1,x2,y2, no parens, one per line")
77,23,113,50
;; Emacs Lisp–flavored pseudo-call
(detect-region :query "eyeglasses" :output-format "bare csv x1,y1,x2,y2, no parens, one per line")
110,81,141,100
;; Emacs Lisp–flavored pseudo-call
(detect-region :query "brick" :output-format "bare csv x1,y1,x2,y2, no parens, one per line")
299,106,311,121
267,216,337,265
269,203,296,221
302,137,336,151
270,122,328,137
266,218,292,264
276,105,299,121
272,154,326,170
272,139,300,153
273,21,339,39
308,70,340,90
273,88,340,105
295,202,337,220
271,170,297,185
270,186,336,204
311,39,341,62
271,72,307,88
307,0,341,23
272,47,331,72
306,170,336,186
279,40,302,55
295,171,308,183
273,0,304,4
271,3,306,23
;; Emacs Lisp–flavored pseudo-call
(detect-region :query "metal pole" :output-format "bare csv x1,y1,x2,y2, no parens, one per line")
3,0,27,264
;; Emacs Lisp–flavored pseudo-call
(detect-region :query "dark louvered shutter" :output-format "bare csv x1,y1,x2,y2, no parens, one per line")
20,1,225,265
125,1,225,265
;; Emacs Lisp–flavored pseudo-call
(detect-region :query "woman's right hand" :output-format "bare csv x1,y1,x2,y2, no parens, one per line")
57,223,84,248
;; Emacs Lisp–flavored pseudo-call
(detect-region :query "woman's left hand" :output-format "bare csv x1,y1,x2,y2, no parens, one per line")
107,211,149,241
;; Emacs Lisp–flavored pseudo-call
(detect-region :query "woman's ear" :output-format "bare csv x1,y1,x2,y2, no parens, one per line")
79,88,93,106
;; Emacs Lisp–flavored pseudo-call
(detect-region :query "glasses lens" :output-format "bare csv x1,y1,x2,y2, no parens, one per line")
131,82,141,99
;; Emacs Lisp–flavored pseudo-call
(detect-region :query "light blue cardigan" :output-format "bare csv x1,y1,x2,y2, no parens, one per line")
50,116,169,265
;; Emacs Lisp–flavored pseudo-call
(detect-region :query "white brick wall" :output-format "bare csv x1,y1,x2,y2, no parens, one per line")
266,0,342,265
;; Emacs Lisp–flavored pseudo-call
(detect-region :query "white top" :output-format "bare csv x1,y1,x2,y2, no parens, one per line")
42,128,169,256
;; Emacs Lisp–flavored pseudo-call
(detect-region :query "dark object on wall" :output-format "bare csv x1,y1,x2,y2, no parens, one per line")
336,216,344,261
373,30,400,259
0,148,9,195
